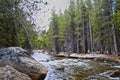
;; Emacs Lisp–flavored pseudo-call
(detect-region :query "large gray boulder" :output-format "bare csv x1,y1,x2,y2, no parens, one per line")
0,47,48,80
0,65,31,80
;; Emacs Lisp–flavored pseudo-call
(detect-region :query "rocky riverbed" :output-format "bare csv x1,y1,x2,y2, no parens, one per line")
32,51,120,80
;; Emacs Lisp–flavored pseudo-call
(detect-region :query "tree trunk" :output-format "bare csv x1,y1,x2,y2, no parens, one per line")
87,25,93,53
70,22,76,53
83,22,88,53
100,40,104,54
65,27,69,53
53,38,59,54
112,24,118,54
12,26,16,46
77,38,81,54
76,24,81,54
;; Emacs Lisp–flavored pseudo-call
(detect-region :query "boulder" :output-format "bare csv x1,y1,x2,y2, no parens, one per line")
0,65,31,80
0,47,48,80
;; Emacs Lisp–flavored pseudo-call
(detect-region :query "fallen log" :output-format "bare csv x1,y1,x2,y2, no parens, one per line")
56,53,120,62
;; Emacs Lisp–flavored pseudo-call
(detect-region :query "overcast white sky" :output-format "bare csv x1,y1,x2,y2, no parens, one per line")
33,0,70,33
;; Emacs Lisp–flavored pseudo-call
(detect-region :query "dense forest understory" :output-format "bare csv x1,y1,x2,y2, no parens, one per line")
0,0,120,55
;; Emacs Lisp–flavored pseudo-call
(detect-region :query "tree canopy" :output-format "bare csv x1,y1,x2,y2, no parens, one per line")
40,0,120,54
0,0,120,55
0,0,38,49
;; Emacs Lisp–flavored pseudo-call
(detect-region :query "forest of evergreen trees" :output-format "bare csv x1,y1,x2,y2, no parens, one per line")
0,0,120,55
39,0,120,54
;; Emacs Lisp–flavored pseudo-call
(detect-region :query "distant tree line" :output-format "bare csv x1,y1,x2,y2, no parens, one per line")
40,0,120,54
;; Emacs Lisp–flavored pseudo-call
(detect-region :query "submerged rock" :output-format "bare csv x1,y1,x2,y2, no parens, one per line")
55,65,64,70
0,65,31,80
110,70,120,77
0,47,48,80
32,52,120,80
85,75,110,80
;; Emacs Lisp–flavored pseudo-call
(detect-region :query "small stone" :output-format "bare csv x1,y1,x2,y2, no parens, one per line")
110,70,120,77
85,75,109,80
55,65,64,70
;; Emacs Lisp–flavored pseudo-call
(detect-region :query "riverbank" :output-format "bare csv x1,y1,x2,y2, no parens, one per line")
54,53,120,62
32,52,120,80
32,50,120,62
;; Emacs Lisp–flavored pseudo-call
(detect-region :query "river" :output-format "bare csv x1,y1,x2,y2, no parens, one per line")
32,51,120,80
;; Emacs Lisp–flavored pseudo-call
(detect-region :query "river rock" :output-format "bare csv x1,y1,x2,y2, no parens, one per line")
0,65,31,80
0,47,48,80
85,75,110,80
55,65,64,70
110,70,120,77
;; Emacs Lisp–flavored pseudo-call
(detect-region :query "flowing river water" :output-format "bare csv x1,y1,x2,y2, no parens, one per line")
32,51,120,80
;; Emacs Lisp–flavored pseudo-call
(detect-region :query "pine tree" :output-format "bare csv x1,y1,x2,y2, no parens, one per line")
51,9,59,54
112,0,120,53
68,0,77,53
0,0,36,49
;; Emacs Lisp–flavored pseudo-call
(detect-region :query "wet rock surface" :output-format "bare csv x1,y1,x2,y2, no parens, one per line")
55,65,64,70
0,47,48,80
85,75,110,80
32,52,120,80
110,70,120,77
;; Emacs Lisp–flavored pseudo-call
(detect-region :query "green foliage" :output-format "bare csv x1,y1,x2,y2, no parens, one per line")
0,0,37,49
37,0,120,53
112,0,120,30
33,31,52,50
111,0,120,52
